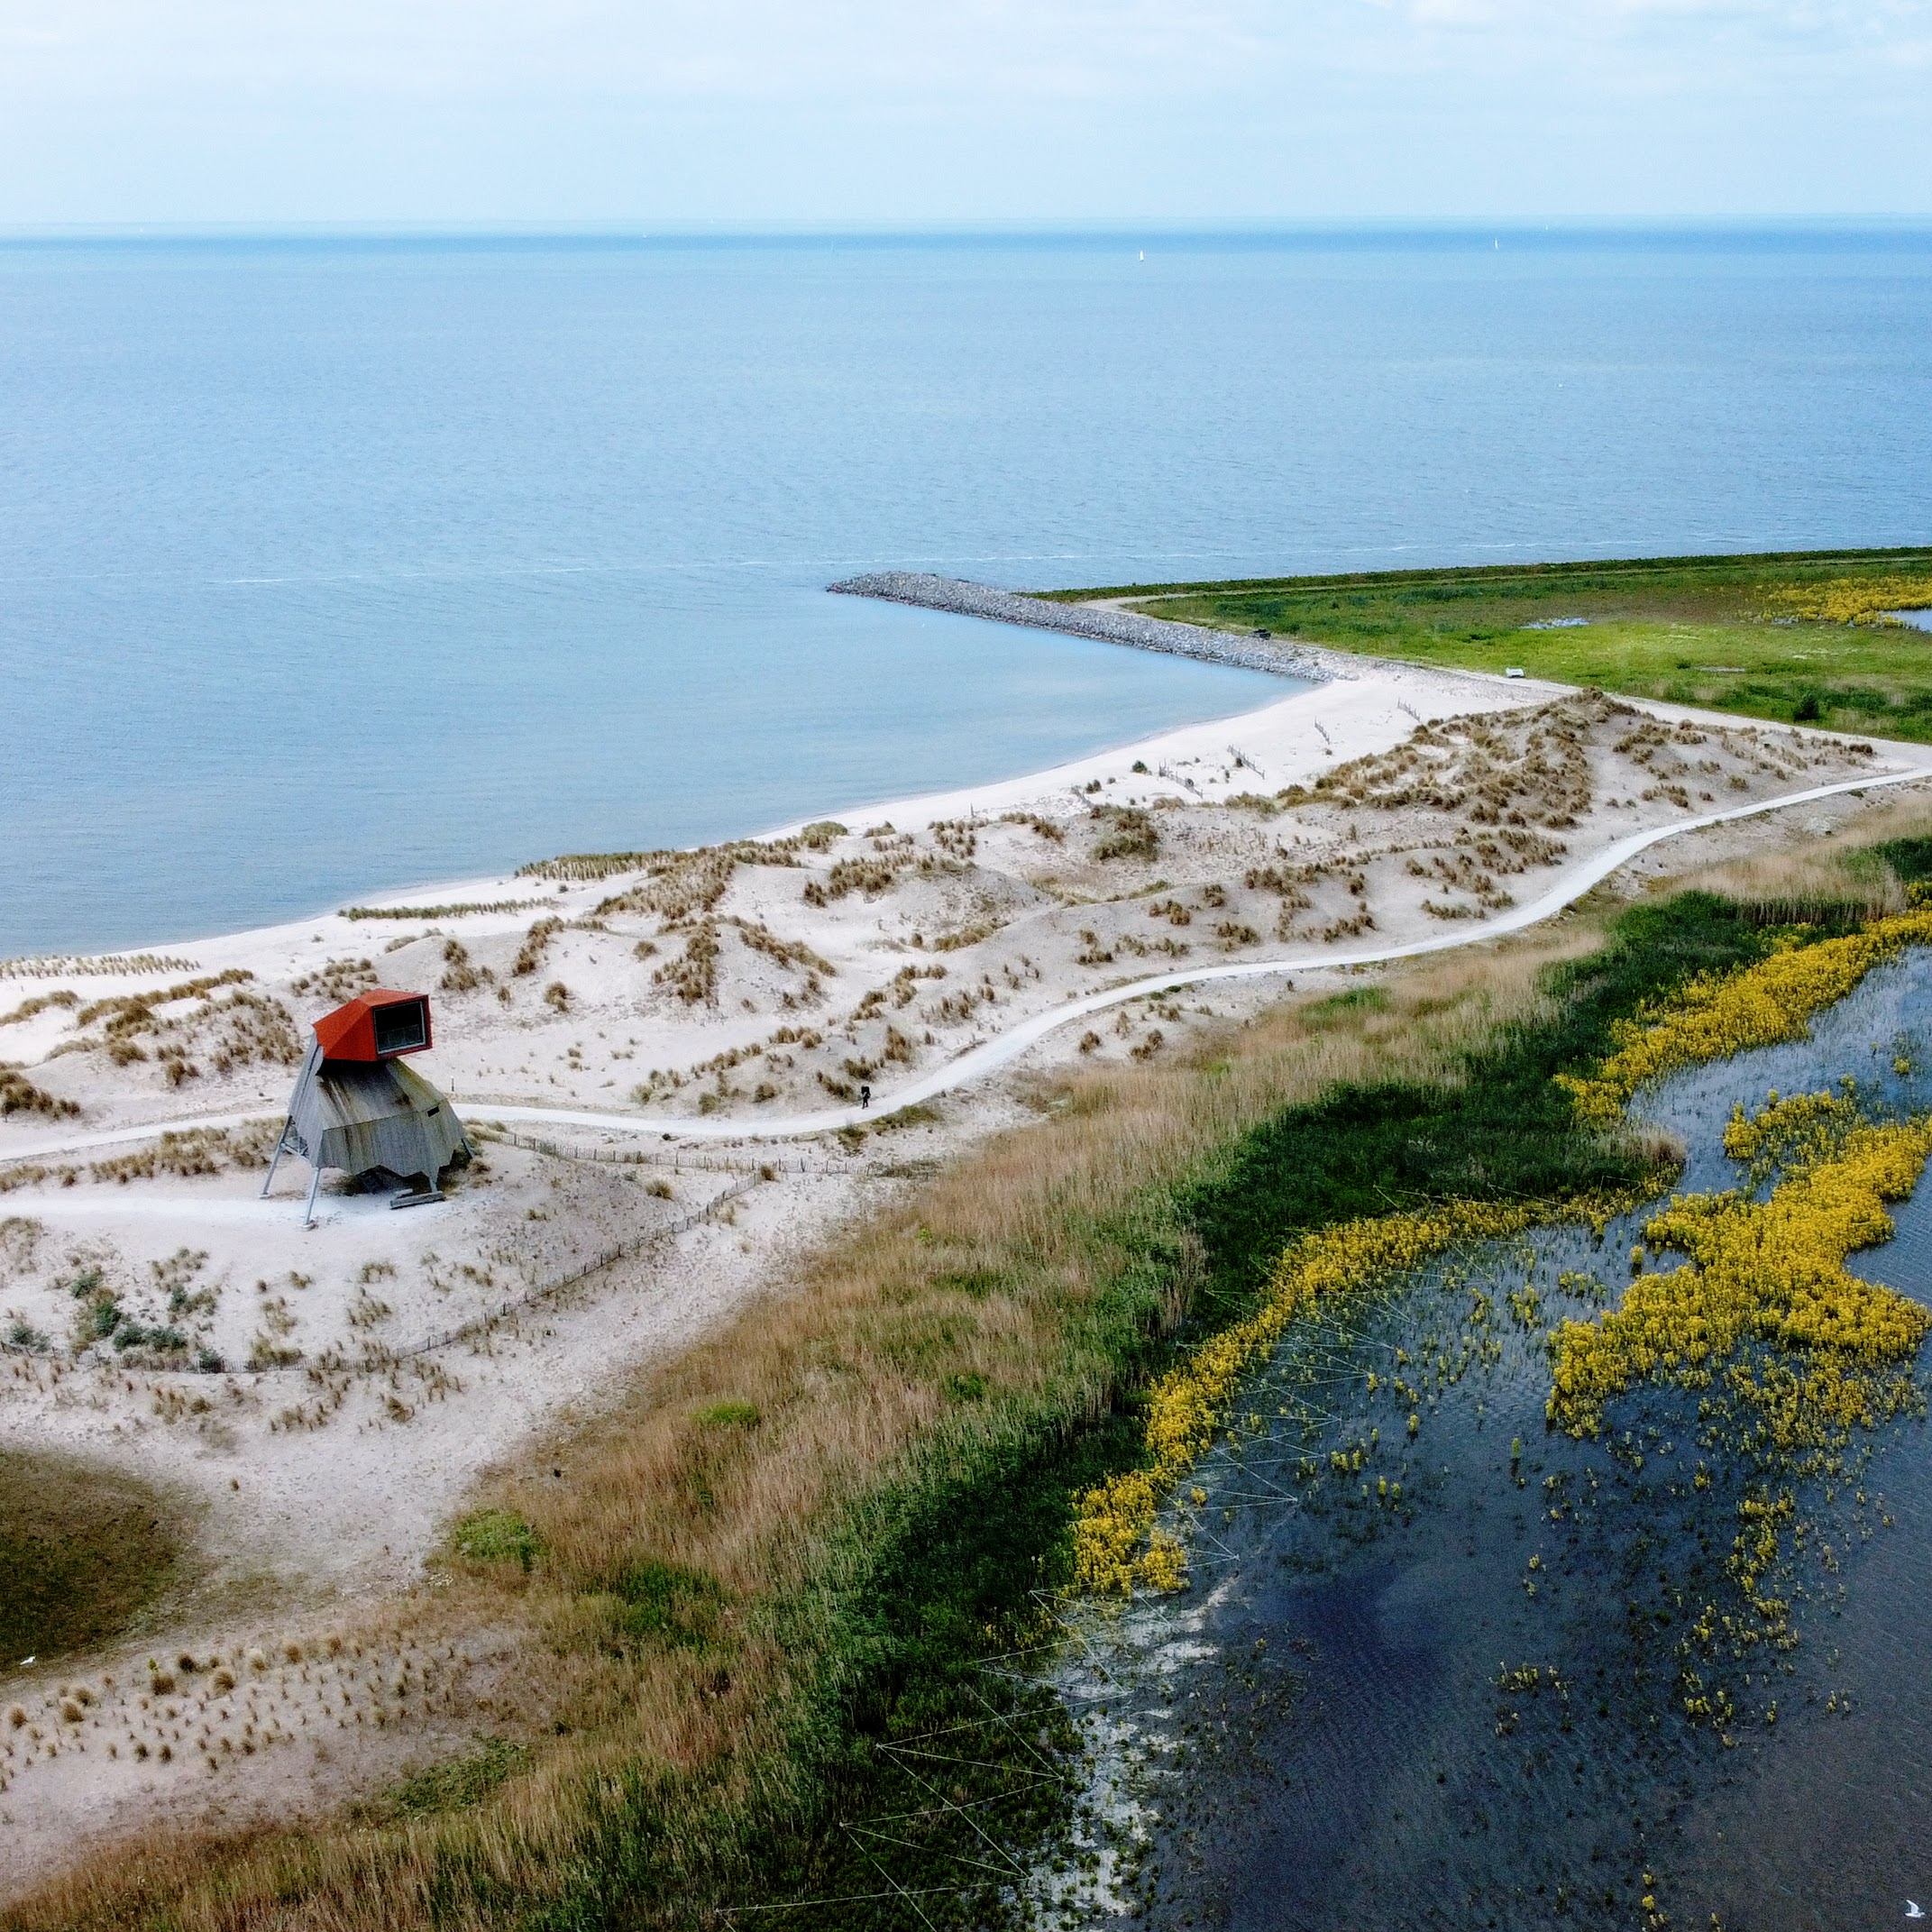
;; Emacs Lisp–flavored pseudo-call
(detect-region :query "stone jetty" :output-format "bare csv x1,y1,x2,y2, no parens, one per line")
828,572,1347,682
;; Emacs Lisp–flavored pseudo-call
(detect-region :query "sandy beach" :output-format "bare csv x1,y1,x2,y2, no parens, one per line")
3,639,1929,1890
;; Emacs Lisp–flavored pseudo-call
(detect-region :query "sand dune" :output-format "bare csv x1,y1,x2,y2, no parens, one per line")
1,654,1927,1892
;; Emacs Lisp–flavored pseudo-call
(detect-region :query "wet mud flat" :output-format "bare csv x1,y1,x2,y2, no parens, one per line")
1055,954,1932,1932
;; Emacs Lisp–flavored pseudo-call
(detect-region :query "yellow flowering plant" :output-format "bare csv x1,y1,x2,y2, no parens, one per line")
1072,1197,1541,1592
1767,574,1932,626
1556,909,1932,1125
1547,1102,1932,1441
1552,1000,1932,1723
1077,902,1932,1609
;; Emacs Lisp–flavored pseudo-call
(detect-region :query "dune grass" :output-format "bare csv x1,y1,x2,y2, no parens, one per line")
340,901,543,922
17,846,1927,1929
1670,787,1932,928
1048,547,1932,743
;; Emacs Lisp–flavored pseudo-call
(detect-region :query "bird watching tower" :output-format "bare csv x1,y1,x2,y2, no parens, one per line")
263,989,470,1225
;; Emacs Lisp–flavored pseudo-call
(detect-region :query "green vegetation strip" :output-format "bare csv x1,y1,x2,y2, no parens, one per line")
339,900,542,920
1048,546,1932,744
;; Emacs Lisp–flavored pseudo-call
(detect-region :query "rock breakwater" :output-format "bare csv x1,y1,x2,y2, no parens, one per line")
828,572,1345,682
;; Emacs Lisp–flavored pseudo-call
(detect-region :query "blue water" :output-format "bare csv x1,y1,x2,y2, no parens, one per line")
4,224,1930,955
1058,956,1932,1931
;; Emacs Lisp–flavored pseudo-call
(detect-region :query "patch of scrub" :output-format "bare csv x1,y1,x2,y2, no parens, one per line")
0,1449,188,1662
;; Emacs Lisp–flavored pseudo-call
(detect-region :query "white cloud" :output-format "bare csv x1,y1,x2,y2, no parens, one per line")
1,0,1923,98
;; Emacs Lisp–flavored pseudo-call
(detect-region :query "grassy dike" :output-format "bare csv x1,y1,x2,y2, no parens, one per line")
14,893,1859,1932
1042,547,1932,742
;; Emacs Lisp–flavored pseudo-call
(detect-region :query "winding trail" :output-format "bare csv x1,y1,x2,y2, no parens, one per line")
5,765,1927,1167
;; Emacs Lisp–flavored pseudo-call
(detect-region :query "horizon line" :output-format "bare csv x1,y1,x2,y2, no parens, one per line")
3,212,1931,245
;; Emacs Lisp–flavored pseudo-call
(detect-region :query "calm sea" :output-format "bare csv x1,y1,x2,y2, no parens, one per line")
3,224,1928,955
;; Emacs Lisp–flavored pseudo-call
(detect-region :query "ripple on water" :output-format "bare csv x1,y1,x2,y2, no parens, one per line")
1050,950,1932,1931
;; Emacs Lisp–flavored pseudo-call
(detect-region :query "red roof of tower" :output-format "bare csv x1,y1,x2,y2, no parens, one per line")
312,990,434,1064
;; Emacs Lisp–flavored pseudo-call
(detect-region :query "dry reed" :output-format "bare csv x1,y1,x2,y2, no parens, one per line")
1674,789,1932,924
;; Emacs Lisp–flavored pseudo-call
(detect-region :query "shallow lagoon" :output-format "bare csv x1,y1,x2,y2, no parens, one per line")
1056,952,1932,1931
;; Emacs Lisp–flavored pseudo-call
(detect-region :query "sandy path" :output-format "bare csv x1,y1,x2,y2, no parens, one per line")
10,761,1925,1167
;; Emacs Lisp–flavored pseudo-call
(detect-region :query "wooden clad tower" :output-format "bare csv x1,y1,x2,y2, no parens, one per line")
263,990,470,1224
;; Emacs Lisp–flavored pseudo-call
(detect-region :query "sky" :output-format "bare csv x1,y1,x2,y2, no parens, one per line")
0,0,1927,225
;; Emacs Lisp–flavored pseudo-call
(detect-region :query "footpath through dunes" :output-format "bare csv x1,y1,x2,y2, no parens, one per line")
5,646,1932,1912
6,756,1931,1166
3,644,1920,1175
369,761,1932,1136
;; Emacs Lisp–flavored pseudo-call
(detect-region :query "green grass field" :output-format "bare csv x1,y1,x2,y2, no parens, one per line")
1044,547,1932,742
0,1450,186,1662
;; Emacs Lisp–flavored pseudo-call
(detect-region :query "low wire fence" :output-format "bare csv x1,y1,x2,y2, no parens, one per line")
390,1169,762,1362
476,1125,847,1177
